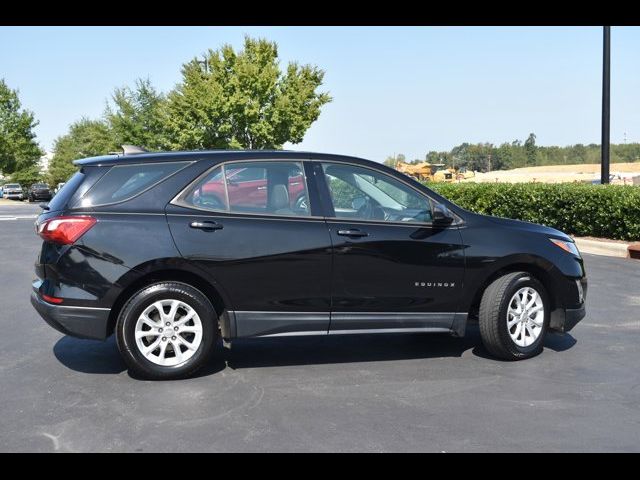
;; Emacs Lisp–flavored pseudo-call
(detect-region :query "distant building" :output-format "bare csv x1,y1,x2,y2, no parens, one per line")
39,152,53,174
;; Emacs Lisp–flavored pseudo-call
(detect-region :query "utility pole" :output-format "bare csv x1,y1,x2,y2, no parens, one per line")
601,26,611,184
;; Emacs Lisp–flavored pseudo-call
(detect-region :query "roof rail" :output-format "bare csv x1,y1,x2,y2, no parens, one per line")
121,145,149,155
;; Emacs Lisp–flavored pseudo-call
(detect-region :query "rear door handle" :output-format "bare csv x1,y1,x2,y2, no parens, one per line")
190,221,223,231
337,229,368,238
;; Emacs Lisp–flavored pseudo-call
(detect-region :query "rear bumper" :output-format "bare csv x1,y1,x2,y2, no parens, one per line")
30,290,111,340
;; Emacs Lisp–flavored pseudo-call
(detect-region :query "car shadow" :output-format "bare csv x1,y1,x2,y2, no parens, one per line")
52,325,577,379
53,336,127,375
221,332,479,372
544,331,578,352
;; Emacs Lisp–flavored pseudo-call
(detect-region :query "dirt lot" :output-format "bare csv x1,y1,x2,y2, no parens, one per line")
461,162,640,184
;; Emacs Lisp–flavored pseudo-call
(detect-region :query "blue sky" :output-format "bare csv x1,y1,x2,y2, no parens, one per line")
1,26,638,162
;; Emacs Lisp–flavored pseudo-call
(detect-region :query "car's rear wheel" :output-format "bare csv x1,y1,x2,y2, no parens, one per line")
479,272,549,360
116,282,218,380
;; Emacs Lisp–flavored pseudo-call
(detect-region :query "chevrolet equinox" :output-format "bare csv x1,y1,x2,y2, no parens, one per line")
31,150,587,379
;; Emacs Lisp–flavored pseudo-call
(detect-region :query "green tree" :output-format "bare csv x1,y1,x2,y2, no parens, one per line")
10,164,42,186
0,79,43,179
49,118,117,185
164,36,332,150
524,133,537,166
105,78,168,150
383,153,406,167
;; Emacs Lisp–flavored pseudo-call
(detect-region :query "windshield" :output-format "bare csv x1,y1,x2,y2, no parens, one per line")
4,184,20,188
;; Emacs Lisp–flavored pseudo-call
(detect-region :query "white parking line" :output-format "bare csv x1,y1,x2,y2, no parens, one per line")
0,215,37,220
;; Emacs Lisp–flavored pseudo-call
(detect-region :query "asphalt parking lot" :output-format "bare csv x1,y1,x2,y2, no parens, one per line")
1,201,639,452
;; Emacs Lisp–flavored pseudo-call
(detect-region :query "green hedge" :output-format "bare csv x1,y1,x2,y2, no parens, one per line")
426,182,640,241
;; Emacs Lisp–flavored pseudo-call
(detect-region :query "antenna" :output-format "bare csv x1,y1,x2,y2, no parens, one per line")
121,145,148,155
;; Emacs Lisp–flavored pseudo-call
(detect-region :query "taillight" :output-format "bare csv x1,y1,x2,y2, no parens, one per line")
37,216,97,245
42,294,64,304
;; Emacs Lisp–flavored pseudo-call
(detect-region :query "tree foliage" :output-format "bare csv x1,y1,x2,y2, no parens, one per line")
419,136,640,173
49,118,117,185
0,79,42,179
164,37,332,150
383,153,405,167
45,37,332,183
105,78,168,150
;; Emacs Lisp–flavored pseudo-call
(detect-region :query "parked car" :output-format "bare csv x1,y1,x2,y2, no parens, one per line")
31,150,587,380
28,183,53,202
3,183,24,200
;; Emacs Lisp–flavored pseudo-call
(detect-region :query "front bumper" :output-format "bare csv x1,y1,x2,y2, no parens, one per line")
4,193,23,199
550,304,586,333
30,193,52,200
30,289,111,340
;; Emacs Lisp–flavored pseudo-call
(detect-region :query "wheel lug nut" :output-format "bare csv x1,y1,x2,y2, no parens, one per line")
174,326,178,331
165,322,170,326
172,336,176,340
162,337,167,341
158,328,163,332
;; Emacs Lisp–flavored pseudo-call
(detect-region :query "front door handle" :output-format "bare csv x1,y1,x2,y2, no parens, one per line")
337,229,368,238
190,221,223,231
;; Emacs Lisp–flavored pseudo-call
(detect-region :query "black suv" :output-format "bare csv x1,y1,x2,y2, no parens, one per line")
31,150,587,379
28,183,53,202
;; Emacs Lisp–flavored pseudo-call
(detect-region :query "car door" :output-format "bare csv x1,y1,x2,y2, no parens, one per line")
166,159,332,338
314,161,466,334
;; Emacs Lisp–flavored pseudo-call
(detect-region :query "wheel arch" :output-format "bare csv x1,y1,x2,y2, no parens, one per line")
467,257,561,320
106,261,231,336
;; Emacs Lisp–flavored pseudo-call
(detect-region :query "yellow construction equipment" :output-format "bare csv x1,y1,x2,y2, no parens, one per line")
395,162,446,182
395,161,477,183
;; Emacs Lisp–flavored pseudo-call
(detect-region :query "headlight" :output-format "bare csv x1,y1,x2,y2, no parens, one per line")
549,238,581,257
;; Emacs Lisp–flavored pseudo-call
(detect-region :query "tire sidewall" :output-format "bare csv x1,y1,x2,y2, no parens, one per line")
117,283,217,379
497,274,550,358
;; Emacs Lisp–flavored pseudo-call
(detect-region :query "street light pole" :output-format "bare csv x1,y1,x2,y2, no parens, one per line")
601,26,611,184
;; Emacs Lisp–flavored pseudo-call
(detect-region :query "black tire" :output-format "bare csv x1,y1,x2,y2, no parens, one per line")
115,282,218,380
478,272,550,360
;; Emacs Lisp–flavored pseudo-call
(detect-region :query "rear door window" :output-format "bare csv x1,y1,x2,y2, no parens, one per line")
174,161,311,217
78,162,189,207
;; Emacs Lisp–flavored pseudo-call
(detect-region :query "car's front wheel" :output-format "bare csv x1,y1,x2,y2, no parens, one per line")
479,272,549,360
115,282,218,379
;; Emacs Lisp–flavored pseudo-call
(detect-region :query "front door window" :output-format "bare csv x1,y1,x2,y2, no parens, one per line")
321,163,432,224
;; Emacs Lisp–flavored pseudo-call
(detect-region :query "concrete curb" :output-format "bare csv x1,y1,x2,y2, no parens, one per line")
573,237,632,258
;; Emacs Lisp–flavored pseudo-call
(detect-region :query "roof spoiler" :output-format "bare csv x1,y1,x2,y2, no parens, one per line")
120,145,148,155
108,145,149,156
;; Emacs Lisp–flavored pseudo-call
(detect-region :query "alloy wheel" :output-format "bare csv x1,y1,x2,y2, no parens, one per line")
134,299,203,366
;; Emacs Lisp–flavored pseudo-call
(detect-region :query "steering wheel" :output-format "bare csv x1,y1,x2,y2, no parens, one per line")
356,197,387,221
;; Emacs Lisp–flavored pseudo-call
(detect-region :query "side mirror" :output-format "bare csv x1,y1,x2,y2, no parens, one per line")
432,203,454,225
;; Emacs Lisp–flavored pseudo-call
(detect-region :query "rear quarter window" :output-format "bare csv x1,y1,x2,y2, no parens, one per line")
47,171,86,212
77,162,189,207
